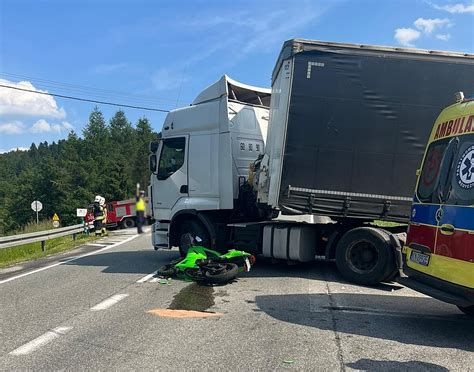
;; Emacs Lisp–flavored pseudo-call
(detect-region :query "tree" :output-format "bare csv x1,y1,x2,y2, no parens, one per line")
83,106,107,140
133,117,157,189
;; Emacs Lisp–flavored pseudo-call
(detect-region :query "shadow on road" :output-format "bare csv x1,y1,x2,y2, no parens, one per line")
63,249,180,274
244,257,404,292
346,359,449,371
255,293,474,351
64,249,403,292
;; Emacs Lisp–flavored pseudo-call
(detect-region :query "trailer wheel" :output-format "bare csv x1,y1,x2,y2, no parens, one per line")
178,219,210,257
122,218,136,229
335,227,395,285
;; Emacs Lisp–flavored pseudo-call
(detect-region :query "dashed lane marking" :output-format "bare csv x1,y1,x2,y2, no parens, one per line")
136,270,159,283
90,293,129,311
9,326,73,356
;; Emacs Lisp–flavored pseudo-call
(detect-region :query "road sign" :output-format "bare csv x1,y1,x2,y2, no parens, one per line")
31,200,43,212
31,200,43,225
76,208,87,217
52,213,60,221
52,220,60,228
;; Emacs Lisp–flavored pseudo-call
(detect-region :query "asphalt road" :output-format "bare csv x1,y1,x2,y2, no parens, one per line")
0,229,472,371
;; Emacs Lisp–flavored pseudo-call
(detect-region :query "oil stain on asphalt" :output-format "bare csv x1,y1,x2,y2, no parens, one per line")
169,283,215,312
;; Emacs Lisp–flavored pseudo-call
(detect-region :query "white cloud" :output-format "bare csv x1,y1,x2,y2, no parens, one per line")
30,119,74,133
434,2,474,13
414,18,452,34
0,120,25,134
0,147,29,154
436,33,451,41
394,28,421,47
0,79,66,119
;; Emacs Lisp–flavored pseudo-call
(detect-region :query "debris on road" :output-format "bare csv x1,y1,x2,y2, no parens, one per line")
147,309,222,318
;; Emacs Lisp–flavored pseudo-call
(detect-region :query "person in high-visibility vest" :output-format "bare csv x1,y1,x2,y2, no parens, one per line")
136,186,146,234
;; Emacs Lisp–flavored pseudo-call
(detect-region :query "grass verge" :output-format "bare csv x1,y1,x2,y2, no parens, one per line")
371,220,407,228
0,233,98,268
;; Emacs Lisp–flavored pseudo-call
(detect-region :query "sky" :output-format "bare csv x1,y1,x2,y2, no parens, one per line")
0,0,473,153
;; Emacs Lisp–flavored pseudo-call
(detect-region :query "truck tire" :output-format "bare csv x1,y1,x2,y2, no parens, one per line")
335,227,395,286
178,219,210,257
122,218,135,229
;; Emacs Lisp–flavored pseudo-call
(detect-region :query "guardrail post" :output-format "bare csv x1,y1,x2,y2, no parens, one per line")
41,240,46,252
73,233,77,241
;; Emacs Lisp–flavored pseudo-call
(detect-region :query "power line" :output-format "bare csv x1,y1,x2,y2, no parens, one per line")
0,71,187,105
0,84,170,113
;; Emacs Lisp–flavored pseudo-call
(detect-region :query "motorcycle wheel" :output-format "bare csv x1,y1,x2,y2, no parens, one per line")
184,268,205,282
204,263,239,285
157,264,177,277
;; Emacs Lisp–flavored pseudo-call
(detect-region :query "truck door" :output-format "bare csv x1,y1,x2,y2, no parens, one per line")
435,134,474,267
153,136,188,219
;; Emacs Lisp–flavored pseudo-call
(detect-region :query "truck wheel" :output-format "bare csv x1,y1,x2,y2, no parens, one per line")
457,305,474,316
122,218,135,229
335,227,395,286
178,220,210,257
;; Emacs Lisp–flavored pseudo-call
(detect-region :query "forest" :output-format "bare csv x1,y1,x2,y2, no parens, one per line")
0,107,158,235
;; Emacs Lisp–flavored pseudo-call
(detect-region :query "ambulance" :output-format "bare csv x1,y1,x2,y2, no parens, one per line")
399,92,474,315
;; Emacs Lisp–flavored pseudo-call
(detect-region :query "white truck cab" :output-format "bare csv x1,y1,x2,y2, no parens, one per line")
149,75,270,252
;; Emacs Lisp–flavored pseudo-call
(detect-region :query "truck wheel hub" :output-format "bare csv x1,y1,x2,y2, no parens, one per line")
348,241,378,273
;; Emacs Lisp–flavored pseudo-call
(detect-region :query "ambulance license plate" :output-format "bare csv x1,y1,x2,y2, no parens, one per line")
410,251,430,266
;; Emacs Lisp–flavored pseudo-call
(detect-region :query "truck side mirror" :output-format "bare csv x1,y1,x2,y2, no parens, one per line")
149,141,160,153
149,154,157,173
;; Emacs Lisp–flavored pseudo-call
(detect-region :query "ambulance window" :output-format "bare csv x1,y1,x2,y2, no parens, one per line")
417,139,449,203
157,137,186,180
445,135,474,206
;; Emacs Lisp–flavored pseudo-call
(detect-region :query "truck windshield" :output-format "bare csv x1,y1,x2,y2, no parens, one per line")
157,137,185,180
417,135,474,206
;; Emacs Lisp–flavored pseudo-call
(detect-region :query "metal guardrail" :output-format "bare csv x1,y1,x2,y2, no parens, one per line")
0,224,85,250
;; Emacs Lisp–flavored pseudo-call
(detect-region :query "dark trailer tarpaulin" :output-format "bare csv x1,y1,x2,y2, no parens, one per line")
274,39,474,222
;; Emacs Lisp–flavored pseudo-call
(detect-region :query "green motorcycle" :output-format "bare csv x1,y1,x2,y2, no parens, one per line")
157,234,255,284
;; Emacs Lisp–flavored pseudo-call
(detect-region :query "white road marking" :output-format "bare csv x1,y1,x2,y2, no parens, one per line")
9,326,72,356
136,270,158,283
86,243,107,247
0,234,140,285
90,293,129,311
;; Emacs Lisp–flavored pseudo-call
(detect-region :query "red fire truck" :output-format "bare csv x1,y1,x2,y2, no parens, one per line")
86,198,152,229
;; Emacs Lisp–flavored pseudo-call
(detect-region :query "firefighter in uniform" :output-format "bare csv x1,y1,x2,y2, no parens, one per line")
136,185,146,234
93,195,104,236
100,197,108,236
